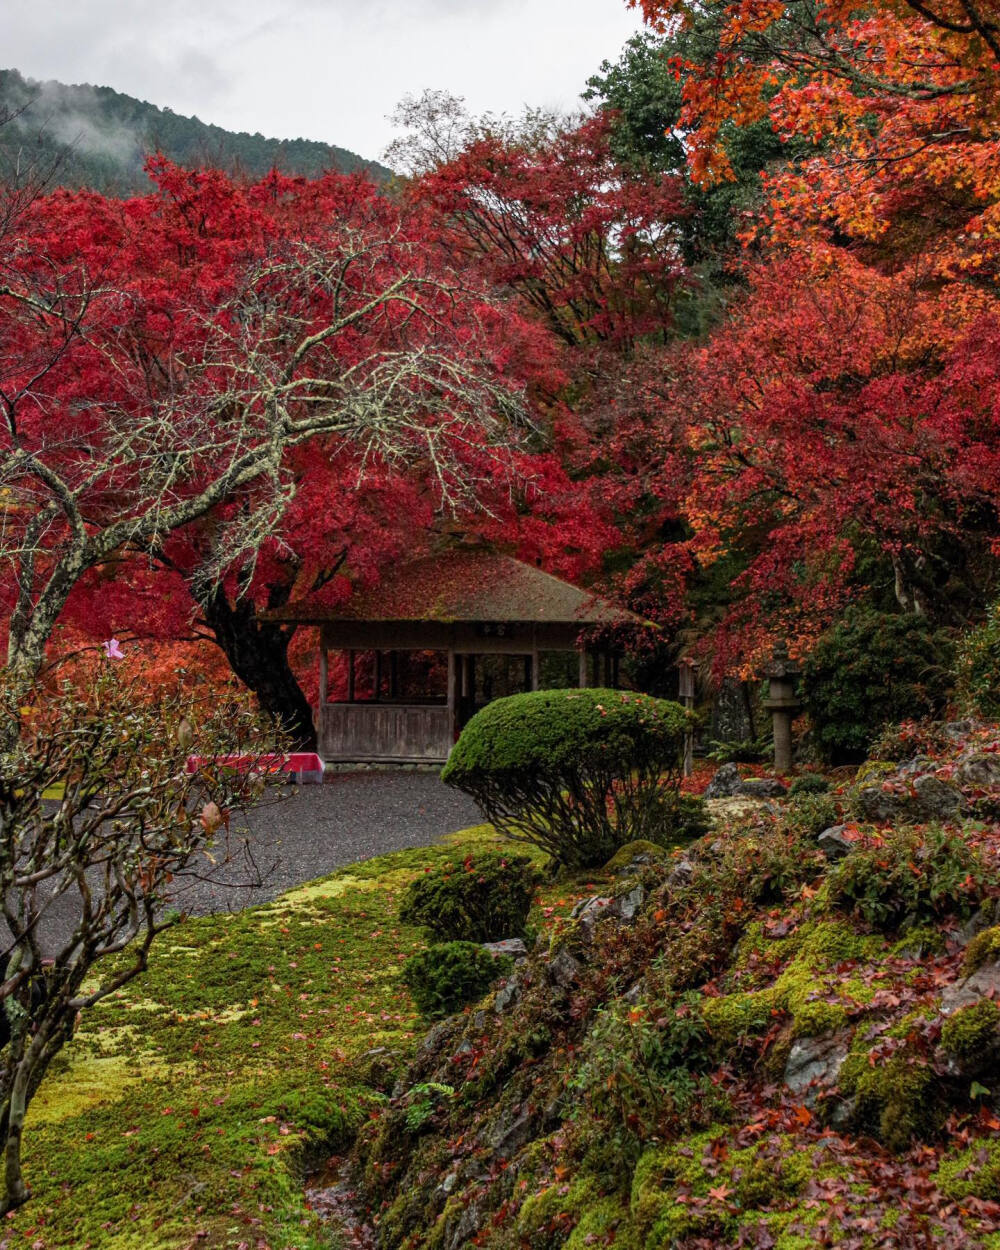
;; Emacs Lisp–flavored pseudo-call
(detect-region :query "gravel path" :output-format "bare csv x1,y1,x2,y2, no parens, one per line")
169,771,484,916
18,773,484,956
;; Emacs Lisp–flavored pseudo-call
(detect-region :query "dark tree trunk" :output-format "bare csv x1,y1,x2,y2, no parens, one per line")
198,586,317,750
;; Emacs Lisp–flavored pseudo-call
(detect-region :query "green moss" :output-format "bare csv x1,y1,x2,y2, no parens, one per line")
963,925,1000,975
702,922,882,1048
838,1042,942,1152
889,927,946,959
940,1000,1000,1066
936,1138,1000,1201
853,760,896,786
629,1129,844,1249
603,840,667,872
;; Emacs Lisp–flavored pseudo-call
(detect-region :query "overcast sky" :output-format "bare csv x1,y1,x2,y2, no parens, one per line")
5,1,646,163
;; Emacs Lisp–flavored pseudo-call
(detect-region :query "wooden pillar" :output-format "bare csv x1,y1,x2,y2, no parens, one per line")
347,650,355,703
447,649,458,742
318,645,328,740
531,646,540,691
578,649,588,688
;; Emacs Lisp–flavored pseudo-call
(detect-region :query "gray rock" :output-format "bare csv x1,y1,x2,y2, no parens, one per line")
448,1202,483,1250
667,859,695,888
493,976,520,1014
704,763,743,799
438,1171,458,1196
783,1033,849,1104
956,752,1000,789
945,720,980,740
853,771,962,824
571,896,614,922
490,1109,534,1158
738,777,789,799
612,885,645,922
482,939,528,960
547,948,582,988
940,960,1000,1015
817,825,854,861
623,980,645,1005
912,773,963,819
895,755,936,778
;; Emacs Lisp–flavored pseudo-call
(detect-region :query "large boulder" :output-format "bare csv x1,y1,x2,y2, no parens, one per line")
704,762,742,799
852,770,962,824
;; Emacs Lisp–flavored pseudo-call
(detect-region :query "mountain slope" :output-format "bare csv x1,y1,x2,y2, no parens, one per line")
0,67,393,194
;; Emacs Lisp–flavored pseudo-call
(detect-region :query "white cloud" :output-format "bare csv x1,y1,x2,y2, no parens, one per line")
3,0,644,160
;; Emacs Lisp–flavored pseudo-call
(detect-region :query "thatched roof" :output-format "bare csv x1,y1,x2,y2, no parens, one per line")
260,552,641,627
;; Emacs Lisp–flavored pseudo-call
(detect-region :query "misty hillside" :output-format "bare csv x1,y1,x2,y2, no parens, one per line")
0,67,393,194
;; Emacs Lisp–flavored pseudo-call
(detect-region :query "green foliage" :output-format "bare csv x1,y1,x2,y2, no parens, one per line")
398,851,540,942
802,607,955,763
824,825,988,931
571,993,712,1154
956,603,1000,719
788,773,830,796
870,720,956,763
783,791,840,836
402,1083,455,1133
401,942,512,1019
706,734,773,764
442,688,691,868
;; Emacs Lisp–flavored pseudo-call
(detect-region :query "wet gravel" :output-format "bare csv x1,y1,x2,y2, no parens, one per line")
16,773,483,956
168,770,483,916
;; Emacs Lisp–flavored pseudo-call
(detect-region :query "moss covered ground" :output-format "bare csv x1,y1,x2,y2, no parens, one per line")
3,826,597,1250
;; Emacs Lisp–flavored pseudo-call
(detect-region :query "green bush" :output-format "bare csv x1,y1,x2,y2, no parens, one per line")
824,825,988,931
441,688,691,869
399,851,539,942
957,603,1000,719
870,719,955,763
788,773,830,796
802,607,954,764
401,942,513,1019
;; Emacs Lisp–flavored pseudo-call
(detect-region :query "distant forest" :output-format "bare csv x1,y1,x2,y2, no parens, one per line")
0,67,393,194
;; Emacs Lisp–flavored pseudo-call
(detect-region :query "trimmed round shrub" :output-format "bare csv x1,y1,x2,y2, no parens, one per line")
441,688,691,868
401,942,513,1019
399,851,540,942
801,607,954,764
956,603,1000,720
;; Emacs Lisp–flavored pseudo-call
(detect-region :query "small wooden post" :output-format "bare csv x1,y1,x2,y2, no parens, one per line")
531,646,540,691
678,659,697,778
578,649,588,688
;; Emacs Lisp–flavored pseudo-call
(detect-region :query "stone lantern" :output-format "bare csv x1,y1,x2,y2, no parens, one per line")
761,641,801,773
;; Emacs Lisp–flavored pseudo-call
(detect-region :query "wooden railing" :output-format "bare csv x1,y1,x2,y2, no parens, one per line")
320,702,452,763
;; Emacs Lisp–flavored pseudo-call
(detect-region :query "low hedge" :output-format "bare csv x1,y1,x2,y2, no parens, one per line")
399,851,539,943
441,688,691,868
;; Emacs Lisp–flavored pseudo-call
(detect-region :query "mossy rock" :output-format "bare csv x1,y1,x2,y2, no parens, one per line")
701,921,881,1049
603,840,667,873
853,760,897,786
963,925,1000,975
940,999,1000,1069
838,1043,943,1152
